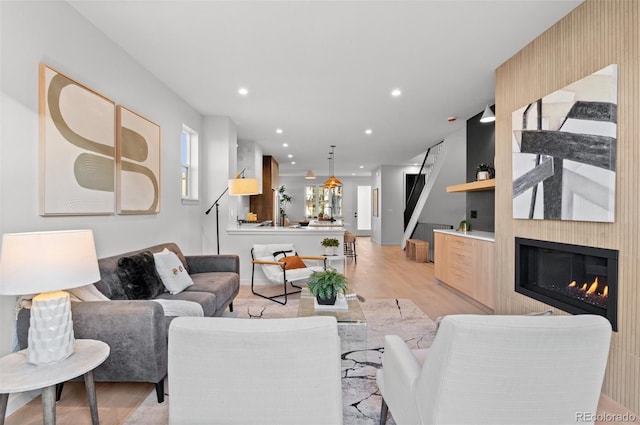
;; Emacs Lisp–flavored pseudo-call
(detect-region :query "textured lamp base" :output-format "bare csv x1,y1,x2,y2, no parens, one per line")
28,290,75,365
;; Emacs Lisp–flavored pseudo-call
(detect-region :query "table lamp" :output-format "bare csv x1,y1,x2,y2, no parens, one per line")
0,229,100,365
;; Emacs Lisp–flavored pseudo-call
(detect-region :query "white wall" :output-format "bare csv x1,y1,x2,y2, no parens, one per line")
201,116,237,255
0,0,206,358
418,128,467,227
371,164,416,246
381,164,415,245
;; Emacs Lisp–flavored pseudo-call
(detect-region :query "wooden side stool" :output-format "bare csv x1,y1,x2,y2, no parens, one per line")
406,239,418,260
414,240,430,262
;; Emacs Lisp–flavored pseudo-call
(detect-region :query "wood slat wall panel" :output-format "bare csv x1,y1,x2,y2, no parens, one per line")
494,0,639,415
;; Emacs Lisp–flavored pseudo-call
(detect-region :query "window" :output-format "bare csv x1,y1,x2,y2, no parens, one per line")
181,125,199,201
305,185,342,218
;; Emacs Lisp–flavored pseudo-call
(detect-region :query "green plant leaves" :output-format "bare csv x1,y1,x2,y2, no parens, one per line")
308,270,347,299
321,238,339,247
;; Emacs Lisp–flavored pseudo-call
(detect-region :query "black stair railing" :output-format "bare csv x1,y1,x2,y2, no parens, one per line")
403,141,443,232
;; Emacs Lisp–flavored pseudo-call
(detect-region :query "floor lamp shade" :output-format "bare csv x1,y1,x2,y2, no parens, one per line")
0,229,100,364
228,177,260,195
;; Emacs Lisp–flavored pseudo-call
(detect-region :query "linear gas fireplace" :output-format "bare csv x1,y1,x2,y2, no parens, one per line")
515,238,618,331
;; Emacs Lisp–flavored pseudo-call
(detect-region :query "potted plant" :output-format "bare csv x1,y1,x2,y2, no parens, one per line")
321,237,340,255
476,163,495,181
307,269,348,305
277,185,292,225
458,219,471,232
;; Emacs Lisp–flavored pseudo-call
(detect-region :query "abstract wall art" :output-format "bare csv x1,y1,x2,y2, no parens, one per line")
373,188,379,218
117,106,161,214
39,64,116,215
512,64,617,222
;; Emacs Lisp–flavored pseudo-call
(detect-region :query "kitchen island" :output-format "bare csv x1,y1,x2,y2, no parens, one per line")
227,224,345,285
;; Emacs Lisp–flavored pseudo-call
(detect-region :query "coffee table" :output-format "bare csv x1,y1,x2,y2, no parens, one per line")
297,288,367,352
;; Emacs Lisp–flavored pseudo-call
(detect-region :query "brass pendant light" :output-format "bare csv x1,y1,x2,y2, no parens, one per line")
324,145,342,188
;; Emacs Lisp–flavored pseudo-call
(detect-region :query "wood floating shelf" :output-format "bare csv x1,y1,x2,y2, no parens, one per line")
446,179,495,193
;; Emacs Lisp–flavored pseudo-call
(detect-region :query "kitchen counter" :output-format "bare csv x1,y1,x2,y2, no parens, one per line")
228,225,345,235
433,228,495,243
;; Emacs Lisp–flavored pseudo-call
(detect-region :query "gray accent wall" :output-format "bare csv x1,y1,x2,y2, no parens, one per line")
466,107,496,232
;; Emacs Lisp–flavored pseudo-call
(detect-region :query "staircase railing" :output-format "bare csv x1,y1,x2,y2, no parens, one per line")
401,141,446,249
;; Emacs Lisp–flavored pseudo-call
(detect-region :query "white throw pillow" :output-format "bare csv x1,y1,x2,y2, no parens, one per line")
153,249,194,295
67,284,110,302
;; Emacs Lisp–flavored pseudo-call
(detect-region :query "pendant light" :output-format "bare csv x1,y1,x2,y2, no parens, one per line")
324,145,342,188
305,170,316,179
480,104,495,123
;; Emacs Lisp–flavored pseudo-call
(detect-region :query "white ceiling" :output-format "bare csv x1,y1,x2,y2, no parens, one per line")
69,0,583,177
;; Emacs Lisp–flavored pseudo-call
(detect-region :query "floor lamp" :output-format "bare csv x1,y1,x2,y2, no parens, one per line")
205,169,259,254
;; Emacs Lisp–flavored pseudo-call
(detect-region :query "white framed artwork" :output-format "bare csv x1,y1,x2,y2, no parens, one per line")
116,106,161,214
39,64,116,215
512,64,617,222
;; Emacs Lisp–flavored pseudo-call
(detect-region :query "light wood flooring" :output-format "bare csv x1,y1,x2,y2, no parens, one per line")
5,237,637,424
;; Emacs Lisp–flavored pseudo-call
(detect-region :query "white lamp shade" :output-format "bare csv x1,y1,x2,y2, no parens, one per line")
480,104,496,123
0,229,100,296
228,178,260,195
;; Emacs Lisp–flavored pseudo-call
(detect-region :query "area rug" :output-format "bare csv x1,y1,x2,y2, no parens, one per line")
123,298,438,425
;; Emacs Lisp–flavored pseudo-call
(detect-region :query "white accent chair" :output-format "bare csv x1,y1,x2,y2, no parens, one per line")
168,316,343,425
377,314,612,425
251,243,326,305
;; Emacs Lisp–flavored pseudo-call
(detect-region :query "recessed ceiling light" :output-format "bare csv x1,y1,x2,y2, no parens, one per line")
288,154,293,158
365,129,373,135
282,143,288,147
391,88,402,97
359,165,364,169
291,161,296,165
276,128,283,134
352,173,356,176
238,87,249,96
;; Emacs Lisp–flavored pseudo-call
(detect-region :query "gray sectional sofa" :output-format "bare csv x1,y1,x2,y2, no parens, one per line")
17,242,240,403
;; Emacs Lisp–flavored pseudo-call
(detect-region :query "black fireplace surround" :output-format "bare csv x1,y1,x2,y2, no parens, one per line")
515,237,618,331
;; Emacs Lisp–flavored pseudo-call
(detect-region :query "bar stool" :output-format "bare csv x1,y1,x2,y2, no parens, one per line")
344,231,357,263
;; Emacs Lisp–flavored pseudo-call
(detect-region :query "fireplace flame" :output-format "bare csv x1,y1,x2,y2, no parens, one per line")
566,276,607,298
586,277,598,295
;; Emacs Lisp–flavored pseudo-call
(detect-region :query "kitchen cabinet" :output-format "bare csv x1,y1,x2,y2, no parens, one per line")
250,156,279,222
433,230,495,309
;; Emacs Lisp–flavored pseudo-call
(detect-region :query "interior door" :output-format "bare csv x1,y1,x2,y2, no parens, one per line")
356,185,372,236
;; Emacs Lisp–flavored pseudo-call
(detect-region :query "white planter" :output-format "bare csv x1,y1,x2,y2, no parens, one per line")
323,246,338,256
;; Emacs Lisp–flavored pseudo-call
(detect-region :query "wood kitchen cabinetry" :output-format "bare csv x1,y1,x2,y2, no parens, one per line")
434,230,495,309
250,156,279,223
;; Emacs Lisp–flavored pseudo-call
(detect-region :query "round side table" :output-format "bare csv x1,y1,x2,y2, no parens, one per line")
0,339,110,425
